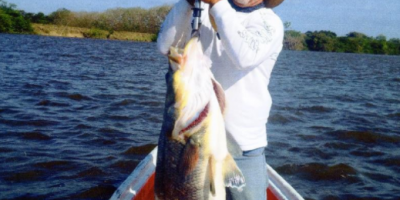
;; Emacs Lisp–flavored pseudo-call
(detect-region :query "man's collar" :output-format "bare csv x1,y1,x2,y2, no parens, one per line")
228,0,266,13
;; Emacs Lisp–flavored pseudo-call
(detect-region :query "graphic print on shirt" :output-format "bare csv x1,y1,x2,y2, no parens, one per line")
237,9,276,53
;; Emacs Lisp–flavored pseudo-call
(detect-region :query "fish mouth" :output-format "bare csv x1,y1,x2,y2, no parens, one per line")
179,102,210,136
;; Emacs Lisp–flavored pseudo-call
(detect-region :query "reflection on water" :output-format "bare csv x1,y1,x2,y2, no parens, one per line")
0,34,399,199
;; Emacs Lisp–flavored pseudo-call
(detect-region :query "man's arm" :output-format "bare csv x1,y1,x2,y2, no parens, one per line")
210,0,284,69
157,0,194,55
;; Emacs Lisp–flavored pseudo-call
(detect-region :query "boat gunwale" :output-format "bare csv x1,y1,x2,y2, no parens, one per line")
110,147,304,200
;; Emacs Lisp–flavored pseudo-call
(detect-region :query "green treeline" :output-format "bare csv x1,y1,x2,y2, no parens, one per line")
284,30,400,55
1,0,400,55
0,0,171,35
46,6,171,34
0,0,33,33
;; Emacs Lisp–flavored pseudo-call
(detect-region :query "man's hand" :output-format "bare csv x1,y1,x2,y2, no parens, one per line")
187,0,222,7
187,0,195,6
202,0,222,7
201,0,221,6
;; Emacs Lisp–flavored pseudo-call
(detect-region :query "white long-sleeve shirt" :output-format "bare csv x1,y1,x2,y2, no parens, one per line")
157,0,284,151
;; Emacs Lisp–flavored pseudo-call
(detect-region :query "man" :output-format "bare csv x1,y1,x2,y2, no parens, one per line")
157,0,284,199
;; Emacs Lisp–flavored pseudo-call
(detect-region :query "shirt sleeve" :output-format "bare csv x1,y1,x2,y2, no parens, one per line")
157,0,194,55
210,0,284,70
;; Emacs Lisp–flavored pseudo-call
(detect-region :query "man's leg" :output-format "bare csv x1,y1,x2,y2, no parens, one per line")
226,147,268,200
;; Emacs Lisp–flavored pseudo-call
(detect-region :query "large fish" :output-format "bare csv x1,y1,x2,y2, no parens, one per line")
155,37,245,200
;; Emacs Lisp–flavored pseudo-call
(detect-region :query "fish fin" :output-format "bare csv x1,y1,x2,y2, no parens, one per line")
211,79,225,114
168,46,184,71
209,13,218,32
225,131,242,158
208,156,216,196
223,154,246,190
179,138,200,177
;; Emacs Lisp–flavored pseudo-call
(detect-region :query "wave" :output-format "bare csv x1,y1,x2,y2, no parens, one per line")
34,160,75,170
110,160,140,174
4,170,45,182
268,113,301,124
326,130,400,144
123,144,157,155
21,132,52,141
299,105,334,113
0,119,60,127
276,162,359,183
71,185,116,200
36,100,70,107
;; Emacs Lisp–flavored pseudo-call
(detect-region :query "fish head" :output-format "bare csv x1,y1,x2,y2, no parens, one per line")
167,37,214,143
168,37,210,72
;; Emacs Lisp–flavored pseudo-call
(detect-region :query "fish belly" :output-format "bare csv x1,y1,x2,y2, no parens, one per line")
155,136,211,200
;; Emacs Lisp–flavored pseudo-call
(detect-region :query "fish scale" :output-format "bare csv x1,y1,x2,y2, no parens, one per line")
156,130,211,199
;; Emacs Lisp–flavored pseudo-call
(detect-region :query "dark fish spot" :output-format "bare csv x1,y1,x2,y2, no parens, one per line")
123,144,157,155
72,185,116,200
21,132,52,140
276,163,359,183
5,170,45,182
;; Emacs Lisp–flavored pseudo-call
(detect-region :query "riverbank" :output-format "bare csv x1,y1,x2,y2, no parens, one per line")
32,24,157,42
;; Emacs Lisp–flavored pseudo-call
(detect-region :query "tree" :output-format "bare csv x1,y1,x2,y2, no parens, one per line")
387,38,400,55
346,32,368,39
0,10,13,32
305,31,337,52
284,30,306,50
49,8,73,25
284,21,291,30
369,35,388,55
0,0,33,33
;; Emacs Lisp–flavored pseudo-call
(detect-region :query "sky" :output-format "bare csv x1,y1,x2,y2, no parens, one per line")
4,0,400,39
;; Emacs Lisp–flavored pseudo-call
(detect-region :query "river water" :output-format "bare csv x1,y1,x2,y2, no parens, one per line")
0,34,399,200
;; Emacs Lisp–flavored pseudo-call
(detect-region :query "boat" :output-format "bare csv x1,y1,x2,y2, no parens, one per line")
111,147,304,200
